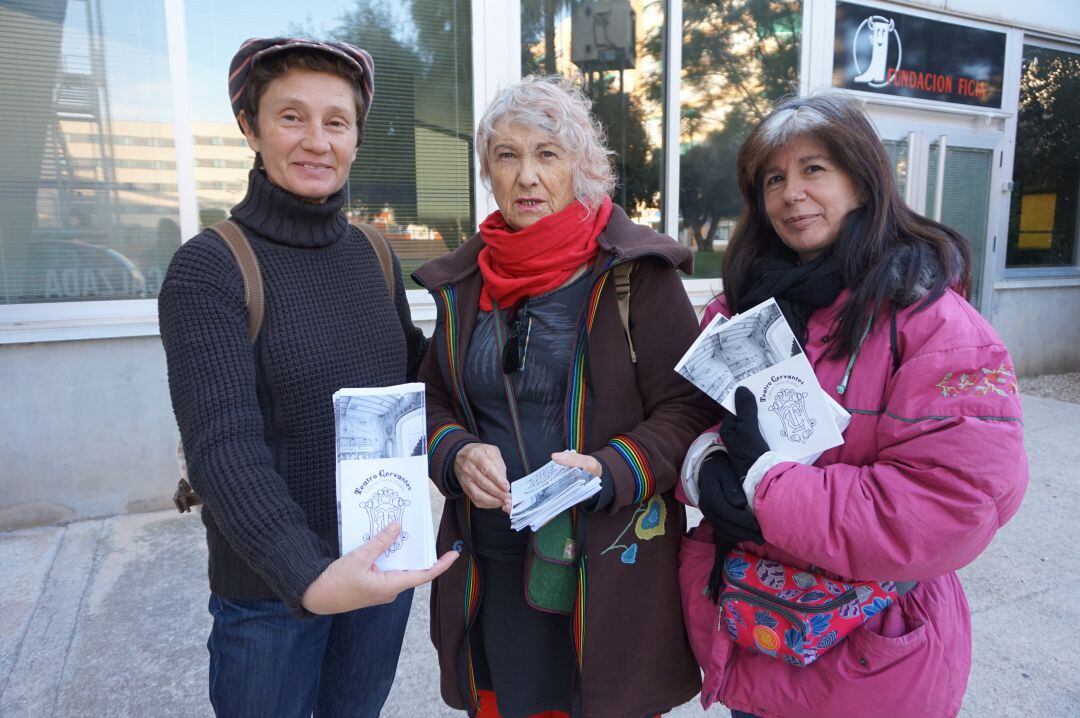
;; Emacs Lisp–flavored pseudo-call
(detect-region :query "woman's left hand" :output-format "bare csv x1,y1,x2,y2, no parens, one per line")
551,450,603,478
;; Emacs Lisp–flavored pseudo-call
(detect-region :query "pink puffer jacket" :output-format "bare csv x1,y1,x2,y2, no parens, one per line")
680,288,1028,718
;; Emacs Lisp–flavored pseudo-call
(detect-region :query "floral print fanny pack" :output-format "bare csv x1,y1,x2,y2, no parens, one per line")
719,548,911,667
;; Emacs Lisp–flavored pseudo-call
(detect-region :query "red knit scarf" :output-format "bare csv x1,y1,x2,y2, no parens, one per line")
477,197,613,311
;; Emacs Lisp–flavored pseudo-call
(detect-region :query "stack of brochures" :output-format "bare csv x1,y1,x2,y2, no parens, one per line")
510,460,602,532
674,297,850,464
333,383,437,571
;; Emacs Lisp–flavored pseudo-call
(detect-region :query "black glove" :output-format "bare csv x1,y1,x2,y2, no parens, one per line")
698,450,764,602
720,386,771,479
697,451,764,546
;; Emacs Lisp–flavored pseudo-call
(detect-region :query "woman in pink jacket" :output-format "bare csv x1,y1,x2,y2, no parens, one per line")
679,93,1028,718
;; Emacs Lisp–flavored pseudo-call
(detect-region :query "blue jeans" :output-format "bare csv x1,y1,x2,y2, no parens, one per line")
207,590,413,718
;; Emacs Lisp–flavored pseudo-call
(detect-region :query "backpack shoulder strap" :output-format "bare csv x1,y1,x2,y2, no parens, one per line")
613,262,637,364
207,219,264,342
175,219,262,513
356,223,396,298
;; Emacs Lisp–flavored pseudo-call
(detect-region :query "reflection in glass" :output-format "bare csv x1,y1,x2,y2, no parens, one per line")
926,144,992,304
675,0,801,279
0,0,178,304
881,139,908,199
185,0,475,287
521,0,665,230
1007,45,1080,269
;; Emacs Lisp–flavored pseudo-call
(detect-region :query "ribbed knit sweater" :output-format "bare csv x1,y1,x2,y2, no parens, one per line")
159,170,427,616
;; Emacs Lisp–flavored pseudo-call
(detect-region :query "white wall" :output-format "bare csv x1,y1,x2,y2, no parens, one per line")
899,0,1080,39
0,337,178,530
990,285,1080,375
947,0,1080,39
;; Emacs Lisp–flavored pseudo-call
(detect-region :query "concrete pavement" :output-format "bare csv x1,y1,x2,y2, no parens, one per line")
2,393,1077,717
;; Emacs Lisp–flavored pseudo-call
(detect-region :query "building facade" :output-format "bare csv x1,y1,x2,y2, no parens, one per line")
0,0,1077,528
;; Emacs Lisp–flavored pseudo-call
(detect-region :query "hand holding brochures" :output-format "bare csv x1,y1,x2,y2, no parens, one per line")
510,460,602,532
674,297,851,464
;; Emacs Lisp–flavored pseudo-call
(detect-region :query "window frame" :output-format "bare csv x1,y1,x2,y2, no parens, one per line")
1002,34,1080,283
0,0,506,343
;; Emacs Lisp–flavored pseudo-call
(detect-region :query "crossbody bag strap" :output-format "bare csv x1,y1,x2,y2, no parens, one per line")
492,304,579,619
356,222,396,298
491,302,532,474
613,262,636,364
208,219,264,342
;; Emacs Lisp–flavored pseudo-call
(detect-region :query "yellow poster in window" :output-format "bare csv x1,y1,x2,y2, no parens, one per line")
1018,193,1055,249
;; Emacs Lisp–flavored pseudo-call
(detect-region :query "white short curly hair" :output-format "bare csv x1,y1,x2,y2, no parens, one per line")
476,75,616,211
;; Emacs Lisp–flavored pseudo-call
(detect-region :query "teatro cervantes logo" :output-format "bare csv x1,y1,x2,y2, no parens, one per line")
852,14,902,87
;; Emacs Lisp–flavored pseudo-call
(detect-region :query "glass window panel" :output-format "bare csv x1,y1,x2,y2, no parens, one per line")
184,0,474,286
677,0,802,279
926,144,993,302
1006,44,1080,269
881,138,907,200
0,0,178,304
520,0,665,230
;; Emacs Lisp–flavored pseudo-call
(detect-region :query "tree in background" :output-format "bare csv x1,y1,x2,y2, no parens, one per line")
679,109,751,251
644,0,800,252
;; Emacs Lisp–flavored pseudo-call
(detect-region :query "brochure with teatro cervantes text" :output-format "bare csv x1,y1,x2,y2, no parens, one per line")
675,298,848,463
333,383,436,571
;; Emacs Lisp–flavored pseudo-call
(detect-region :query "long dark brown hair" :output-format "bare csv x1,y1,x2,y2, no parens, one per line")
722,93,972,359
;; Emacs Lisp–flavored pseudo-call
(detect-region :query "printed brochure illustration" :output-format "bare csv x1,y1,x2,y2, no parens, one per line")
720,354,845,460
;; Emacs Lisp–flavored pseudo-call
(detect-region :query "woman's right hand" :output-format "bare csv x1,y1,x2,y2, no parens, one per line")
453,442,512,513
301,522,459,615
698,451,764,546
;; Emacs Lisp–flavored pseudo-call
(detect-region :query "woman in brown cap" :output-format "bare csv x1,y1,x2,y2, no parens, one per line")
158,37,456,717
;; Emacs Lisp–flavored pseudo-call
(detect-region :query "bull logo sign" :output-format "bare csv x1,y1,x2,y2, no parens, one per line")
852,14,902,87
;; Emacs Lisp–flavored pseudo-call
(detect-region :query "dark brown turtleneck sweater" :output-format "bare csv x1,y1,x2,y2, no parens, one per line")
159,170,426,616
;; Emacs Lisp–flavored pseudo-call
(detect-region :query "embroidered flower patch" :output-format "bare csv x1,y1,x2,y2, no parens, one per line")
602,496,668,564
634,495,667,540
935,364,1018,397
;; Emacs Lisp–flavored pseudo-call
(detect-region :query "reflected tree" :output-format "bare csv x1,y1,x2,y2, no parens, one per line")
680,109,751,250
1007,46,1080,267
644,0,800,252
331,5,418,219
591,76,658,213
522,0,573,75
521,0,659,217
296,0,475,253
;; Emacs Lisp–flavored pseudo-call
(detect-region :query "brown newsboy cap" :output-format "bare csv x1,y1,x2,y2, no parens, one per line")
228,37,375,131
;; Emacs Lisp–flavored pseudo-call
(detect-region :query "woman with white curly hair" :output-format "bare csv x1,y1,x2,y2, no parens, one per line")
414,75,715,717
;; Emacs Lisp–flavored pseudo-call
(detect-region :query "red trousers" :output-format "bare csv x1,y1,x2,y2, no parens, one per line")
475,690,568,718
475,690,661,718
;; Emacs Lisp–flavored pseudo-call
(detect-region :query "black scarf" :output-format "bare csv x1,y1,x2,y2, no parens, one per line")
738,249,847,348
